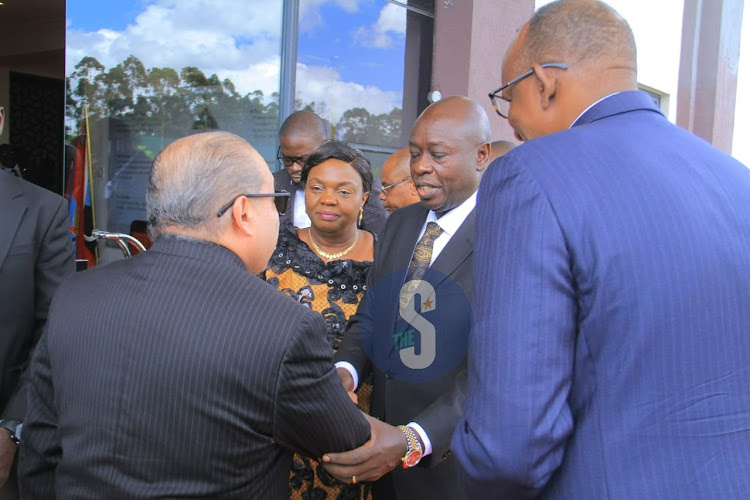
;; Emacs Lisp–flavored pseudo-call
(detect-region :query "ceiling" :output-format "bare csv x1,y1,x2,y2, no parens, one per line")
0,0,65,77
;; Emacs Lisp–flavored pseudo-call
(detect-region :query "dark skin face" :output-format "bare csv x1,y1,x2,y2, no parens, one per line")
408,110,488,217
279,134,323,184
305,158,368,239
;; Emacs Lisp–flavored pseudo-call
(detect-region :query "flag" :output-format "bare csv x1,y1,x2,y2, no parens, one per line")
66,133,97,266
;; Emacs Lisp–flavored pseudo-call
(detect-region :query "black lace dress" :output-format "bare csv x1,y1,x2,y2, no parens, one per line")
265,222,373,500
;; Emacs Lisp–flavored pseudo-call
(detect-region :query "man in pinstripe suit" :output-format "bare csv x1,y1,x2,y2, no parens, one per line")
18,131,370,499
453,0,750,498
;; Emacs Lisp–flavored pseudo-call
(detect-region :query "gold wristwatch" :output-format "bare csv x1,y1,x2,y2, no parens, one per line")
397,425,423,468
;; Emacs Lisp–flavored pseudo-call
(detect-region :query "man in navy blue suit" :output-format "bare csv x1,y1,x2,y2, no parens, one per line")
452,0,750,498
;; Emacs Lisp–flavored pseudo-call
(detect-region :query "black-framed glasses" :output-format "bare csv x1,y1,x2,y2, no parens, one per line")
216,190,290,217
276,146,309,168
381,176,412,194
488,62,568,118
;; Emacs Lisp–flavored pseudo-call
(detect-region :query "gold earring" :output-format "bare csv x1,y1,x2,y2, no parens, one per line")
358,208,364,227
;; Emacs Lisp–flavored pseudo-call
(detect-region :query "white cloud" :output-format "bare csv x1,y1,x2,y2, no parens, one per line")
296,63,401,124
66,0,400,121
353,3,406,49
299,0,360,34
67,0,283,85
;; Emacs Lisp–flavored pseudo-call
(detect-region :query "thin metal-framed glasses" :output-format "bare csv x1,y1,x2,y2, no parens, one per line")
488,62,568,118
276,146,309,168
216,190,290,217
381,176,412,194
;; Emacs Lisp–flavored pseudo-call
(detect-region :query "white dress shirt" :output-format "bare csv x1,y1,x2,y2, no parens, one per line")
336,191,477,456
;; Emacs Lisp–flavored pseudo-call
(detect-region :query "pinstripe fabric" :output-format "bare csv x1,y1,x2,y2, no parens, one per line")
453,91,750,499
336,203,473,500
18,236,370,499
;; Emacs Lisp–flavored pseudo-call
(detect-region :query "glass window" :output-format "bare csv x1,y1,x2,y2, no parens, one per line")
295,0,434,172
65,1,284,261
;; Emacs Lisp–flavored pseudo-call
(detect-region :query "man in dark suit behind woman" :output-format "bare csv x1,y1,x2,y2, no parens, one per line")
324,96,491,500
18,131,370,499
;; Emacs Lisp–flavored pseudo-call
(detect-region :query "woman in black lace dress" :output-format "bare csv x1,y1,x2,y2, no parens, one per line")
265,141,376,500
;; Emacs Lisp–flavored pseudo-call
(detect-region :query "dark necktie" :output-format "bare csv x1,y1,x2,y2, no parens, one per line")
399,222,444,311
405,222,444,283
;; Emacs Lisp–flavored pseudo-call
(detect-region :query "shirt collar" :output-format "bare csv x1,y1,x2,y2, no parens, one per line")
425,190,477,237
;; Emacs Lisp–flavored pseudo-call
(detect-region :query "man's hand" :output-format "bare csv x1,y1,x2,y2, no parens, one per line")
322,414,407,483
0,430,17,487
336,367,358,405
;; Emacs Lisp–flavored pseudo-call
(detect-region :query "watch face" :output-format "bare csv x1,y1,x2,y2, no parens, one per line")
403,449,423,468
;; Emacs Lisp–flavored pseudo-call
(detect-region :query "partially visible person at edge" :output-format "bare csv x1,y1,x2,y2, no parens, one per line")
452,0,750,498
378,147,420,213
265,140,376,500
0,103,74,499
323,96,491,500
19,131,370,499
275,110,388,235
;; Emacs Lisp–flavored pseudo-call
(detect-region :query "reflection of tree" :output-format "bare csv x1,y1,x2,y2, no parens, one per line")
336,107,401,147
66,55,402,148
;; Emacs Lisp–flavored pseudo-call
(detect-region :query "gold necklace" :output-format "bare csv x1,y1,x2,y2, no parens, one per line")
308,229,360,260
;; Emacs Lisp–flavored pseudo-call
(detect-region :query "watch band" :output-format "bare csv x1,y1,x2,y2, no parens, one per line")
397,424,423,468
0,419,22,445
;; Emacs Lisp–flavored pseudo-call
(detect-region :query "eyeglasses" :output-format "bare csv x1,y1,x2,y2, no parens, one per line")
381,176,412,194
276,146,309,168
216,190,290,217
488,62,568,118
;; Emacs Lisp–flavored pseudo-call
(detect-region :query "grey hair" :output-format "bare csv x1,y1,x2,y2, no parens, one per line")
146,131,263,239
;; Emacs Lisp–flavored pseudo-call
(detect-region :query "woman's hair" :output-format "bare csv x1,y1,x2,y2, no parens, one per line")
301,140,373,194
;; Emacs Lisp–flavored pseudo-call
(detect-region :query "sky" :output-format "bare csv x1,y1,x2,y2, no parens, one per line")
66,0,748,165
65,0,407,126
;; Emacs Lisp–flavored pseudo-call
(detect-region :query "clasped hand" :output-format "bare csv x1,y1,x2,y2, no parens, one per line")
322,413,407,483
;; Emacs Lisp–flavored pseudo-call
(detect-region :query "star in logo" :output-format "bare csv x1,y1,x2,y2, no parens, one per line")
423,298,433,309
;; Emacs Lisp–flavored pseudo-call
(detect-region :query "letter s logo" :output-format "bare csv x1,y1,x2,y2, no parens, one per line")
398,280,436,369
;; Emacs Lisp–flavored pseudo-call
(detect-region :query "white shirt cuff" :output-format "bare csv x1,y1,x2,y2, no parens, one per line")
407,422,432,456
334,361,359,391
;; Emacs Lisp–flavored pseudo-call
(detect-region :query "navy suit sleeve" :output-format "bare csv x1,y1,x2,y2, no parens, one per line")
274,312,370,458
452,156,576,497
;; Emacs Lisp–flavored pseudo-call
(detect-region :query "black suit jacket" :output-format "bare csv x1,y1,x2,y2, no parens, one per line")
19,236,370,499
335,202,473,500
274,168,389,235
0,170,74,419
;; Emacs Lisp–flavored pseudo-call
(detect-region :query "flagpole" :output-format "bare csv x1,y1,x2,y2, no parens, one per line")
83,105,98,260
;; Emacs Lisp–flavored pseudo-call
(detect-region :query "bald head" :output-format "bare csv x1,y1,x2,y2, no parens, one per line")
500,0,638,141
409,96,491,216
279,110,328,141
518,0,636,71
147,131,268,239
380,147,419,212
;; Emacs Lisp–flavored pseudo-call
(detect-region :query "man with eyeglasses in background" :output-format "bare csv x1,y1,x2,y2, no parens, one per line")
453,0,750,498
275,110,388,234
379,147,420,213
19,131,370,499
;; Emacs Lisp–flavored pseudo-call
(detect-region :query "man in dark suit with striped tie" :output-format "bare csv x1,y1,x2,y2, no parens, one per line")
453,0,750,498
18,131,370,499
323,96,491,500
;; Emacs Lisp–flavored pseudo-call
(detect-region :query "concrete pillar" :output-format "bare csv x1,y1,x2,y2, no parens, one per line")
677,0,744,154
432,0,534,141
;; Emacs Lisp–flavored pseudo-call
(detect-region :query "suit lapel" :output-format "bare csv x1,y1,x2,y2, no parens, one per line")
0,174,27,267
430,209,474,289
